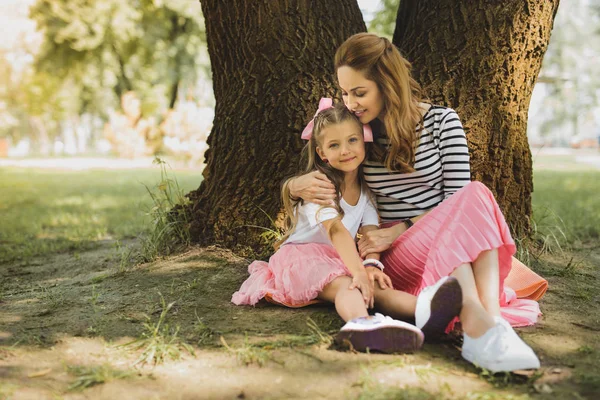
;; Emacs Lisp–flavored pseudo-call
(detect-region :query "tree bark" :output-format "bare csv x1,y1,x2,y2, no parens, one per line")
393,0,560,238
187,0,366,256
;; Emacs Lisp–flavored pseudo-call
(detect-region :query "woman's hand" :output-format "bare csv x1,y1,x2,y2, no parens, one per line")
357,226,405,258
289,171,336,205
365,266,393,290
348,270,374,308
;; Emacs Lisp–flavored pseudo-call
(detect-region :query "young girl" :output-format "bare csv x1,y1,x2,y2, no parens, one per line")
232,99,463,353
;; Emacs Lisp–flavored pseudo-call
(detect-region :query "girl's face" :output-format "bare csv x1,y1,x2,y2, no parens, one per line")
316,120,366,175
337,66,385,125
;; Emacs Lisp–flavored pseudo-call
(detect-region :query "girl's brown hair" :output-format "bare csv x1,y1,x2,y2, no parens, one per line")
277,103,365,249
334,33,426,173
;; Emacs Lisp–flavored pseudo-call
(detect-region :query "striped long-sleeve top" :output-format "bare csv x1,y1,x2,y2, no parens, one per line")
363,105,471,222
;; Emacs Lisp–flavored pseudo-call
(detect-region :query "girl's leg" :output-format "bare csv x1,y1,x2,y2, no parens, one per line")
329,277,425,354
471,248,502,317
318,276,368,321
450,263,496,338
372,287,416,320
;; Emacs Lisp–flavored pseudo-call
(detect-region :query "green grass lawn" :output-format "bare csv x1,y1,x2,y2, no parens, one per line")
1,158,599,399
532,170,600,243
1,157,598,265
0,166,203,264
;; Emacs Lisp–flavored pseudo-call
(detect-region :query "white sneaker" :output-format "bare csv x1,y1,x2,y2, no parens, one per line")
335,313,424,353
462,319,540,372
493,317,540,368
415,276,463,340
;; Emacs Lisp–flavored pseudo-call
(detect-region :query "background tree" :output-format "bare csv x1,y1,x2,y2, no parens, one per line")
186,0,366,255
393,0,560,238
30,0,205,117
532,0,600,144
367,0,399,40
0,50,65,152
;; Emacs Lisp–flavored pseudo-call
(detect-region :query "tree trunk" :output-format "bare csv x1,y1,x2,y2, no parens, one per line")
187,0,366,256
168,81,179,110
393,0,560,238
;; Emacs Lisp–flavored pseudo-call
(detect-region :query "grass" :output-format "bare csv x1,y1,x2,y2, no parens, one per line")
218,317,333,367
66,364,136,391
0,154,599,397
354,366,447,400
140,158,194,261
531,170,600,244
0,165,202,265
119,292,195,366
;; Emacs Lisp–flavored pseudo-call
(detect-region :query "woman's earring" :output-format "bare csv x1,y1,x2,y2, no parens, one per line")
323,159,328,163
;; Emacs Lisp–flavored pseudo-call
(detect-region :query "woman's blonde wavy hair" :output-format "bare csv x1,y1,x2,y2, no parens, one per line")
335,33,426,172
277,103,366,250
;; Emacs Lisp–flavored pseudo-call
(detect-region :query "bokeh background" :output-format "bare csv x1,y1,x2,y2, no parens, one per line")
1,0,598,165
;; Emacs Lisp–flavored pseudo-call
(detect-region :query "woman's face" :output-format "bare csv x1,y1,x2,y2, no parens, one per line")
337,66,385,124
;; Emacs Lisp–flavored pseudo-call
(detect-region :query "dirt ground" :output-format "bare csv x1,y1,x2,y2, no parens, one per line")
1,239,599,399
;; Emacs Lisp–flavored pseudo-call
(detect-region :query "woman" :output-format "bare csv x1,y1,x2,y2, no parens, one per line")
286,33,541,372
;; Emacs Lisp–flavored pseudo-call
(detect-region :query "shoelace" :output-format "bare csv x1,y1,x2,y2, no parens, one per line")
481,323,510,356
374,313,396,323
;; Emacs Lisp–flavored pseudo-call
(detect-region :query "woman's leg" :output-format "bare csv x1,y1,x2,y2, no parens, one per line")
471,248,502,317
318,276,368,321
450,263,496,338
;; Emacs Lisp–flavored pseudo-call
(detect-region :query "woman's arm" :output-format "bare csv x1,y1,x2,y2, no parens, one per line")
358,225,382,261
357,211,430,258
359,225,393,290
285,171,337,205
438,109,471,198
322,218,374,308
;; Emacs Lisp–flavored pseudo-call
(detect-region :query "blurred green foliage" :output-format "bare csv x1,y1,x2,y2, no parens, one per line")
30,0,206,117
367,0,398,40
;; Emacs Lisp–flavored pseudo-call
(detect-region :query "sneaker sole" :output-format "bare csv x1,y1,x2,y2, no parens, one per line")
335,326,424,354
421,277,463,341
462,350,540,373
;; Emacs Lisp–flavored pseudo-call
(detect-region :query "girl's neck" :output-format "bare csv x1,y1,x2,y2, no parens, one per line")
342,169,360,191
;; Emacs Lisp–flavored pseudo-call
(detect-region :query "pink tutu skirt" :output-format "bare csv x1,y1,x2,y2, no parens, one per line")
381,181,541,328
232,243,351,307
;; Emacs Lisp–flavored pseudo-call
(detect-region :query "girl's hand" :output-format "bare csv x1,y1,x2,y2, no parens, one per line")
289,171,336,205
365,266,393,290
349,271,374,308
357,226,404,258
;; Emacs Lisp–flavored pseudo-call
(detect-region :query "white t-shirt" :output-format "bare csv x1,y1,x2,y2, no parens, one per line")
284,186,380,246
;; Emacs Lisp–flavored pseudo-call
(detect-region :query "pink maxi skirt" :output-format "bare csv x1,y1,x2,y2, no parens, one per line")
232,243,351,307
381,181,541,327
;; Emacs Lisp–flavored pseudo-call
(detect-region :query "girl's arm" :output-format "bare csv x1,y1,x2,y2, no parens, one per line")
321,218,374,308
285,171,337,205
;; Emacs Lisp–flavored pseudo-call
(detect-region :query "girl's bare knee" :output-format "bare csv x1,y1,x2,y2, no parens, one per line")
319,275,352,301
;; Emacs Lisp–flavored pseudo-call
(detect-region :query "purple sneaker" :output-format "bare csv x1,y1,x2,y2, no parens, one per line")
335,313,424,353
415,276,463,340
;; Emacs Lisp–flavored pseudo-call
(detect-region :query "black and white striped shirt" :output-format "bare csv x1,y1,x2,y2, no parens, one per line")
363,106,471,221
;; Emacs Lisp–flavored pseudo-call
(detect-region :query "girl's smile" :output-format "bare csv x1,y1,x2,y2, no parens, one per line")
316,120,366,175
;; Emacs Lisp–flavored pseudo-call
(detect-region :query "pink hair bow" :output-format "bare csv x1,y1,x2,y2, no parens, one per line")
300,97,373,142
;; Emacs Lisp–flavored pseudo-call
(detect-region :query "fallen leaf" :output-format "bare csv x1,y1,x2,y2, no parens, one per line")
28,368,52,378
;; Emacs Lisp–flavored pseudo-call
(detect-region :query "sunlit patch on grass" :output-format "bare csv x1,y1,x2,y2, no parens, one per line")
54,196,85,206
0,166,202,264
0,313,22,324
